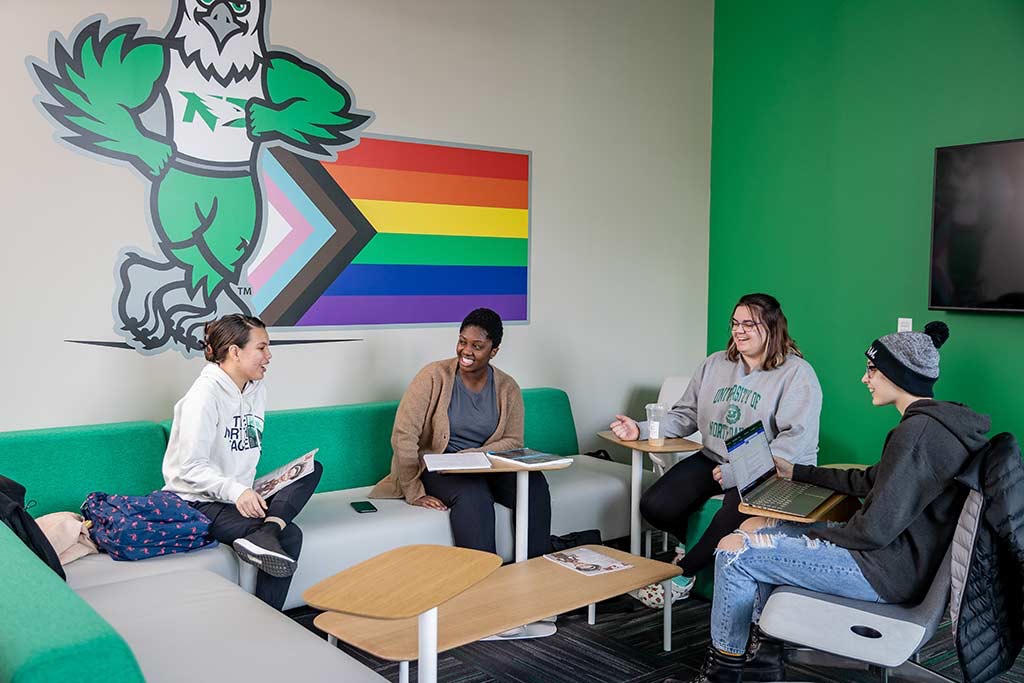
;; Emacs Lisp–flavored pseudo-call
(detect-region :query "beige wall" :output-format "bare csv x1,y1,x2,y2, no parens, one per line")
0,0,712,452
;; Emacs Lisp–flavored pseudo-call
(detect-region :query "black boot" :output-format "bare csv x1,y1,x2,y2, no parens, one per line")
742,625,784,682
664,645,744,683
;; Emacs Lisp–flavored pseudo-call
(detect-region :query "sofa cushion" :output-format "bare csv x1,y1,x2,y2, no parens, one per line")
0,524,144,683
522,388,579,455
547,455,657,538
78,570,386,683
66,543,239,591
0,422,167,516
258,402,400,490
280,487,454,609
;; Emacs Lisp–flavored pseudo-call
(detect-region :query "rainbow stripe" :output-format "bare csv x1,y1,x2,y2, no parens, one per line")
305,137,529,326
248,136,530,327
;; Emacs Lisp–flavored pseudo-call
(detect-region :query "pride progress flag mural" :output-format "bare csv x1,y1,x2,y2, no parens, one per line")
249,136,530,327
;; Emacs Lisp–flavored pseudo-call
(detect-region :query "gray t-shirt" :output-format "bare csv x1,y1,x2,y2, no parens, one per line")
445,367,499,453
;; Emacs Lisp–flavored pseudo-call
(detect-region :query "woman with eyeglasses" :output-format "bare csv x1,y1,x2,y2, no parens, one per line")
609,293,822,606
162,314,322,611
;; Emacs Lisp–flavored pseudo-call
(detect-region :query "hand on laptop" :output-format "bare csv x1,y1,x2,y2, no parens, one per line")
712,466,723,485
773,456,794,480
610,415,640,441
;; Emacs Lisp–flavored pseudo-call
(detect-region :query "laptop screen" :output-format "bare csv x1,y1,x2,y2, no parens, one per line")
725,421,776,496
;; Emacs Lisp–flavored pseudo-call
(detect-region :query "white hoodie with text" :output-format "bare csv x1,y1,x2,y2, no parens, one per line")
162,363,267,504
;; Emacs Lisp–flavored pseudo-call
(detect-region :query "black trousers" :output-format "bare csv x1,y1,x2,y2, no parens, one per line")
639,451,749,577
192,460,323,610
421,470,553,558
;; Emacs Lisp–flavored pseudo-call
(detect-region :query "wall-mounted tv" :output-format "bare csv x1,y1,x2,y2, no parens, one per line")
931,138,1024,313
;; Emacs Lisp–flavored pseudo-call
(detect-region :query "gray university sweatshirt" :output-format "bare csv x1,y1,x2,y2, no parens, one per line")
639,350,823,487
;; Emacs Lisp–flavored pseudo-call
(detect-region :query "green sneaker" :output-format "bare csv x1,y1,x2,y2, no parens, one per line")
673,543,687,564
670,574,695,600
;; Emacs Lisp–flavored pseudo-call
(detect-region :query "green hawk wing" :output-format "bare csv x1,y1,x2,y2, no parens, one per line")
247,52,370,155
32,21,172,178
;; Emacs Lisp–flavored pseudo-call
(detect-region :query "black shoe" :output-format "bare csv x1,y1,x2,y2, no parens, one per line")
664,646,745,683
743,626,784,682
232,524,297,578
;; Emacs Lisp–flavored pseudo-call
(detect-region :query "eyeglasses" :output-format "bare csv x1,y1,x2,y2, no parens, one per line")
865,364,879,378
730,319,763,331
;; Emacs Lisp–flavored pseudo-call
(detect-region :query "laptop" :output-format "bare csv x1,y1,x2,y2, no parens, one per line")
725,421,834,517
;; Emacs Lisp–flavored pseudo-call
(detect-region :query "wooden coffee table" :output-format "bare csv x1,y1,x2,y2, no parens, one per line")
305,545,502,683
314,545,681,683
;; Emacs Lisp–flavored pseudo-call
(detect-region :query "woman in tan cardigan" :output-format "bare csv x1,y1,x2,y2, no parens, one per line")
370,308,552,557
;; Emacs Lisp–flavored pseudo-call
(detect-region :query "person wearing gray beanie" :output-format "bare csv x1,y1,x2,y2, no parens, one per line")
864,321,949,397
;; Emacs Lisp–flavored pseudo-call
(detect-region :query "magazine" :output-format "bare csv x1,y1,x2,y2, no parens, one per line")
487,448,569,468
543,548,633,576
423,452,492,472
253,449,318,498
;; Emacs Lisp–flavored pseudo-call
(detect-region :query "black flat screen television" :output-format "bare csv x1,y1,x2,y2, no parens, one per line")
931,138,1024,313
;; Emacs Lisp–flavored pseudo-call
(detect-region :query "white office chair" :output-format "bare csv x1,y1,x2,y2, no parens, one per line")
644,376,705,557
756,492,978,683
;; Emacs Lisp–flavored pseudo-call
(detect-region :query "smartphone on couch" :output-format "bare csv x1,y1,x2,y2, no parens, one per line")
350,501,378,514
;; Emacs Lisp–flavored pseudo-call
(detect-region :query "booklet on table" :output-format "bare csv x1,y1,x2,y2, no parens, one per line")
544,548,633,576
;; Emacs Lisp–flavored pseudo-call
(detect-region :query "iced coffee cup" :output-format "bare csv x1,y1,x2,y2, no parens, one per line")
646,403,667,446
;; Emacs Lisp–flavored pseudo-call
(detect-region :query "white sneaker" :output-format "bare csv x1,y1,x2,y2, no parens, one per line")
629,575,695,609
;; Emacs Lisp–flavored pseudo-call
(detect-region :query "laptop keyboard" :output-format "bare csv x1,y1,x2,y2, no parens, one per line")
751,479,813,510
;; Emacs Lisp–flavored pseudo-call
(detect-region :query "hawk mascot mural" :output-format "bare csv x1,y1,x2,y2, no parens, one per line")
31,0,371,355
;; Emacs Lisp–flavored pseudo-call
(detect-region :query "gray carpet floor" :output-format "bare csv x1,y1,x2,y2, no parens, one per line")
288,543,1022,683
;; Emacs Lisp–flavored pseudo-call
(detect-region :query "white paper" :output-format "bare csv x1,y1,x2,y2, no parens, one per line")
253,449,318,499
423,452,492,472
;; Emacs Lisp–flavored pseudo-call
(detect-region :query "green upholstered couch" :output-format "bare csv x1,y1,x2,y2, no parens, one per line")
0,524,145,683
0,388,593,682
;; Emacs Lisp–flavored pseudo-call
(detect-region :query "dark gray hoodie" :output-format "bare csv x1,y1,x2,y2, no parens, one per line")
793,399,991,604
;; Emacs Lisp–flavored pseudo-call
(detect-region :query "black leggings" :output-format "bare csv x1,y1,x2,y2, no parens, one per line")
192,460,323,610
421,470,553,558
639,451,749,577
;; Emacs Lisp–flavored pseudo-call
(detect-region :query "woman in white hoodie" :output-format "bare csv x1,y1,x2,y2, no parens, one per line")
162,314,322,610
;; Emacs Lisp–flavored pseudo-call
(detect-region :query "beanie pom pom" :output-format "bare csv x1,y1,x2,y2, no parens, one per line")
924,321,949,349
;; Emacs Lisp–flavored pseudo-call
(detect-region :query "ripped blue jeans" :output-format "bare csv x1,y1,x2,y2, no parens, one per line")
711,520,884,655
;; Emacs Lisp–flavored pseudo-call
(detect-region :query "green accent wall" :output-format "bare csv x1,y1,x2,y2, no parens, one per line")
709,0,1024,464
